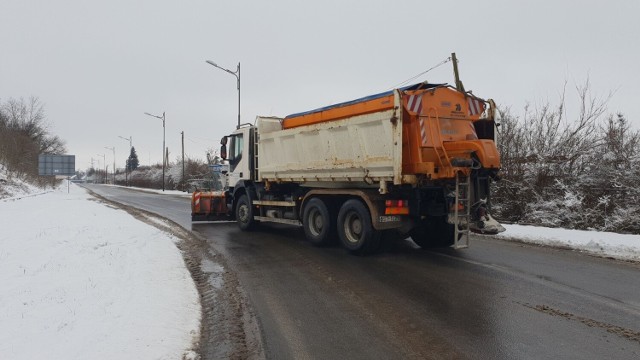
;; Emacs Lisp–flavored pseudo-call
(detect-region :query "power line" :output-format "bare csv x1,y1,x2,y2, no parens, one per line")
389,56,452,90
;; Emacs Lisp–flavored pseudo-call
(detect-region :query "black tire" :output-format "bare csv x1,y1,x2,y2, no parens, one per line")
235,194,257,231
410,216,456,249
302,198,336,246
337,199,381,255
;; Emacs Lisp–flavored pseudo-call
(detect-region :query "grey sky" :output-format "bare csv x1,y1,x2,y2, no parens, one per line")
2,0,639,171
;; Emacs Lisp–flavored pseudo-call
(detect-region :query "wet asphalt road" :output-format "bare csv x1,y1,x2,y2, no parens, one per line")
84,184,640,359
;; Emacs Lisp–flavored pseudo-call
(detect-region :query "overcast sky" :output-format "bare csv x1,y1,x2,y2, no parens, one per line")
1,0,639,171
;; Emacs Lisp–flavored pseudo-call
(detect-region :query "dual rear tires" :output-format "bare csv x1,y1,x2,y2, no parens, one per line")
302,198,381,255
239,193,453,253
336,199,382,255
238,194,392,254
302,198,335,247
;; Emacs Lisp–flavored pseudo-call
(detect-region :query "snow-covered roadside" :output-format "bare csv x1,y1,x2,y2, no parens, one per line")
0,183,201,359
496,224,640,262
109,184,192,197
0,165,48,200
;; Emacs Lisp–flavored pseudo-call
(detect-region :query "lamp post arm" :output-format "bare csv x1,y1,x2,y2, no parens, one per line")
205,59,241,129
205,60,238,78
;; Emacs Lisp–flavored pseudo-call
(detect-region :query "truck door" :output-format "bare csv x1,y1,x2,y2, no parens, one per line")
225,126,252,188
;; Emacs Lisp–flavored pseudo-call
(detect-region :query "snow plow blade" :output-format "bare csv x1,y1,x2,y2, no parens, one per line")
191,191,230,222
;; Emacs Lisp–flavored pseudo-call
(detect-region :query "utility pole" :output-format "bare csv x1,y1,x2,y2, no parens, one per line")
181,131,185,191
451,52,465,93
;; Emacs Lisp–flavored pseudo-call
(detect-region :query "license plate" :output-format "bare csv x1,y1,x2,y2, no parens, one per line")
379,215,401,223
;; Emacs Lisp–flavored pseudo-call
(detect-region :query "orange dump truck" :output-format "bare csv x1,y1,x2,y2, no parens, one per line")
192,72,504,254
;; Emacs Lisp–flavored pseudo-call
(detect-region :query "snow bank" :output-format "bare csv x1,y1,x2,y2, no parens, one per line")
0,183,200,359
497,224,640,262
0,164,47,200
110,184,191,197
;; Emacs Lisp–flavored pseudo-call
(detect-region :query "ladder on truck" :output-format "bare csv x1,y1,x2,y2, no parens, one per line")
424,109,471,248
253,127,259,180
453,172,471,249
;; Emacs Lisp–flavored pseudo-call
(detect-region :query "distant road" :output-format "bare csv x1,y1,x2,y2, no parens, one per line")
85,184,640,360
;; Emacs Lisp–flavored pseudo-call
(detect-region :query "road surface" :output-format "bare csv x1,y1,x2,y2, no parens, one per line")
84,184,640,359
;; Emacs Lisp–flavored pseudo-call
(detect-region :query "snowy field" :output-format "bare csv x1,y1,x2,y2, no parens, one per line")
0,182,200,360
1,177,639,360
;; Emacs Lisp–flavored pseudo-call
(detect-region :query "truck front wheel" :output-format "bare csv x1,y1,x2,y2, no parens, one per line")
337,199,381,255
303,198,335,246
236,194,257,231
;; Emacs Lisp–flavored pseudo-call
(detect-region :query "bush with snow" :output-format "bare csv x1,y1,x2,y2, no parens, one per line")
492,81,640,234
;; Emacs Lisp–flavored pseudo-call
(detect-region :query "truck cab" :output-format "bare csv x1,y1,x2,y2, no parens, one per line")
220,125,253,189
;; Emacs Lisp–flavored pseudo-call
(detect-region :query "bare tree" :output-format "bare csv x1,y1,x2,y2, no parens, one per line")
0,96,67,179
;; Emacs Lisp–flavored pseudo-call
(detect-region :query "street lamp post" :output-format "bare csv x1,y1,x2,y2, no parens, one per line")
93,158,99,184
97,153,106,184
118,135,132,150
181,131,185,191
144,112,166,191
104,146,115,185
205,60,240,129
118,136,132,186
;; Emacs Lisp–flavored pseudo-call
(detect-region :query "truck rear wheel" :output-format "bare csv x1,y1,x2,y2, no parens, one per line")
303,198,336,246
337,199,381,255
236,194,257,231
410,216,455,248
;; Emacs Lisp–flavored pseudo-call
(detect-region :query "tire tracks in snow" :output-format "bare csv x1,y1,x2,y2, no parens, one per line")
87,190,265,360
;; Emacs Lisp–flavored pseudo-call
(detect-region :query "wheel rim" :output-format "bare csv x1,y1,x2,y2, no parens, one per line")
343,211,362,245
308,208,324,237
238,204,249,223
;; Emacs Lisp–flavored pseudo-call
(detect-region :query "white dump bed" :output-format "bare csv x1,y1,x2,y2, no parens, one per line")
256,93,403,187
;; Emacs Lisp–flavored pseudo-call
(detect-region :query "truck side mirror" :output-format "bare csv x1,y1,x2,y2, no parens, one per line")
220,136,228,146
220,144,227,160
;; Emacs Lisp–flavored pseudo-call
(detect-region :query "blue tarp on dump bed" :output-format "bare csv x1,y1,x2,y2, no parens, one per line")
285,82,445,119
